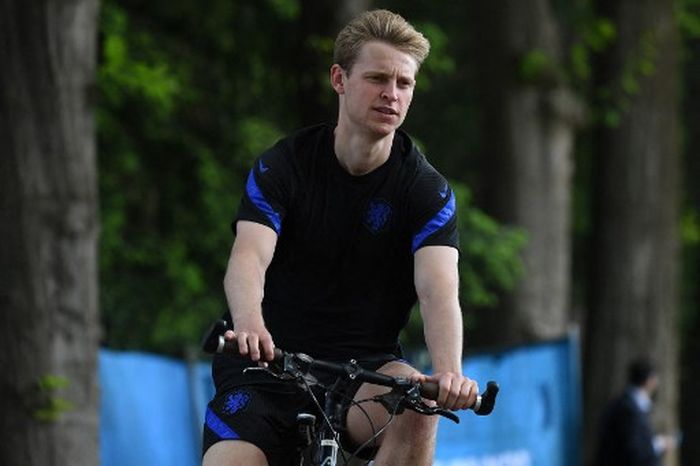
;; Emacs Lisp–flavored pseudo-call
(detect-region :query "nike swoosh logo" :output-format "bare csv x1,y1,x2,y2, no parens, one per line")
259,159,270,173
439,186,450,199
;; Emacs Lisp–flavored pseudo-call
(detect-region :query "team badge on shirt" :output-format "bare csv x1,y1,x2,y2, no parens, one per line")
363,198,392,234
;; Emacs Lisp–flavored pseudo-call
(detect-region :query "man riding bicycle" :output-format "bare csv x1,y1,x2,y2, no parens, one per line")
203,9,479,466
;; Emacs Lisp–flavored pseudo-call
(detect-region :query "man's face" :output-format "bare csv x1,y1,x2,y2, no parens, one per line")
331,41,418,138
645,374,660,397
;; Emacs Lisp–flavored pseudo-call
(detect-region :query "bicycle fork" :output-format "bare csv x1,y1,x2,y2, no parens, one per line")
319,437,339,466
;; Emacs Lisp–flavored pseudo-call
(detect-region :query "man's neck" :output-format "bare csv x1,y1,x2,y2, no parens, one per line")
333,124,395,176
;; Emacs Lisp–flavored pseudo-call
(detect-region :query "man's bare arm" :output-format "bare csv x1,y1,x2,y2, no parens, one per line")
223,220,278,361
414,245,478,410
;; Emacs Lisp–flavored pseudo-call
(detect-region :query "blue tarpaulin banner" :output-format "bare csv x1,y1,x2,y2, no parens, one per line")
434,332,581,466
100,332,580,466
99,350,213,466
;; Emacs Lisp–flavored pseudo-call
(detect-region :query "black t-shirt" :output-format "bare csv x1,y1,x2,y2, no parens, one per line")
235,123,458,360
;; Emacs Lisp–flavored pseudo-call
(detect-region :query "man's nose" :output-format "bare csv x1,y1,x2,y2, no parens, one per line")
381,81,399,101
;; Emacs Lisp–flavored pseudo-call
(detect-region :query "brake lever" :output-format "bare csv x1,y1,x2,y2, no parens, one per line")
428,406,460,423
244,364,294,380
372,385,461,424
401,394,461,424
243,353,320,388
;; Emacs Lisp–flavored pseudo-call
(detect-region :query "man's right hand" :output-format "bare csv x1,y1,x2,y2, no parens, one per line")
224,316,276,362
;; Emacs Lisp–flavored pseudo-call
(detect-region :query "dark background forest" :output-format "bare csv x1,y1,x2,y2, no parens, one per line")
2,0,699,465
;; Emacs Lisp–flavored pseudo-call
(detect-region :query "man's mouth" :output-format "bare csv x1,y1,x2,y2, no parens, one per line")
374,106,399,115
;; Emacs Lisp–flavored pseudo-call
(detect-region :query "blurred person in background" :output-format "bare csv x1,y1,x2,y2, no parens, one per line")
596,358,679,466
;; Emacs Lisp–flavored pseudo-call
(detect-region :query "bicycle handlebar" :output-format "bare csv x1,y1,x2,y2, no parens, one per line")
202,320,499,416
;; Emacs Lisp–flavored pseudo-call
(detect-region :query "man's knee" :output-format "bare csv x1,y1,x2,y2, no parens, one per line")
390,409,438,442
372,411,438,464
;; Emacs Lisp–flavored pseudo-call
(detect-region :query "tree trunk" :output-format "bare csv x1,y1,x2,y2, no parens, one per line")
584,1,681,465
471,0,582,346
297,0,372,127
680,25,700,466
0,1,101,465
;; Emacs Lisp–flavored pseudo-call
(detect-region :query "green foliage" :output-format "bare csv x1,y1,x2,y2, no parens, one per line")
573,14,661,128
97,1,279,354
517,48,569,88
519,49,554,83
453,182,526,308
569,17,617,84
236,118,285,169
679,0,700,39
266,0,300,20
616,30,657,96
97,0,312,354
99,5,183,115
414,21,456,90
32,375,74,423
682,209,700,245
681,209,700,349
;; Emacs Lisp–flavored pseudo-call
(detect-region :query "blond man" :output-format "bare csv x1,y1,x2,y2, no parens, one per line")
203,10,478,466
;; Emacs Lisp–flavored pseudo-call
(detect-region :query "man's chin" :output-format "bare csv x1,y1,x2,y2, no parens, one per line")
366,122,399,138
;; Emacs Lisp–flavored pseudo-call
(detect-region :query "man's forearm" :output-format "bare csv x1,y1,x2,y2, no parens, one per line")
224,247,266,325
414,246,463,374
421,301,464,374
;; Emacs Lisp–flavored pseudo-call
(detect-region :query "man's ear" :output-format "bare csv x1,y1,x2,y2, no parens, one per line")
330,64,345,95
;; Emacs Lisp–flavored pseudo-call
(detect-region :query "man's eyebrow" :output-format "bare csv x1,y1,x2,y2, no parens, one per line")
363,70,415,81
362,70,389,77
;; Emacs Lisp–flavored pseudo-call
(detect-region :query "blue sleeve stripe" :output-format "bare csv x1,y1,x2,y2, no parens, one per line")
246,169,282,234
411,190,456,253
205,407,240,440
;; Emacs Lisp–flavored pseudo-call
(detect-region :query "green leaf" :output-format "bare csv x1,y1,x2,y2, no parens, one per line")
266,0,299,20
682,210,700,245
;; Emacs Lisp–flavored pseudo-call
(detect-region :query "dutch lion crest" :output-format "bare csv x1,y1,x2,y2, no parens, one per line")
363,198,392,234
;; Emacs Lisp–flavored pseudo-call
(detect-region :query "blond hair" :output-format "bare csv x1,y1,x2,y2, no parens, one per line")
333,9,430,73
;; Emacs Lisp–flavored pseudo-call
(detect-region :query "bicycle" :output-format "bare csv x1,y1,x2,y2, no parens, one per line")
202,319,499,466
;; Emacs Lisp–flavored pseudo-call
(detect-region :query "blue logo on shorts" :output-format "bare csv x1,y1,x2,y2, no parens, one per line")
364,199,392,234
223,390,251,416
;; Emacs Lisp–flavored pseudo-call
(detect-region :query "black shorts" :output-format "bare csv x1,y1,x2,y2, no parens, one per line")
202,353,402,465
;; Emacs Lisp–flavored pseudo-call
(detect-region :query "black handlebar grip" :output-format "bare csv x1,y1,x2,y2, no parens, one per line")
201,319,284,361
419,382,440,400
201,319,229,353
473,381,499,415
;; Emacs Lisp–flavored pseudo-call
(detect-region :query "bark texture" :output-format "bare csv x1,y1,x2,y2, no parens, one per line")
584,1,681,465
297,0,373,126
0,0,101,464
472,0,582,345
680,33,700,466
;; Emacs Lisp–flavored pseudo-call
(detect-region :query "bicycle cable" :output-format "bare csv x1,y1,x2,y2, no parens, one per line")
348,396,402,464
299,374,350,465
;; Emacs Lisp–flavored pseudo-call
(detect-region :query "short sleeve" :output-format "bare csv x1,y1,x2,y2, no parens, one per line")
407,166,459,253
235,145,292,235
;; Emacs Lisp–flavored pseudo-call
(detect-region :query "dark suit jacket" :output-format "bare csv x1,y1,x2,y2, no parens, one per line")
596,389,659,466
